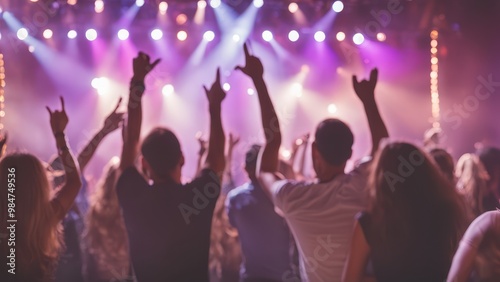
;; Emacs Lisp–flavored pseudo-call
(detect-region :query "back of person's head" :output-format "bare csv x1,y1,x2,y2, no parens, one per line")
244,144,261,177
84,157,129,277
0,152,62,279
477,147,500,175
369,142,465,254
477,147,500,199
314,118,353,166
429,148,455,184
141,127,182,181
455,153,490,218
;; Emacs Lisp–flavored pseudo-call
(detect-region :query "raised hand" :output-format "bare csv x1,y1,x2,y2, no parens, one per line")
292,133,310,151
0,132,7,149
229,133,240,148
352,68,378,104
235,43,264,79
196,131,208,156
203,68,226,106
46,96,69,135
102,97,125,134
133,52,161,81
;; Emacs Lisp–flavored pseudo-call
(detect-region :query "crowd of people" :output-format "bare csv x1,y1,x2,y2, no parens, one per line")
0,44,499,282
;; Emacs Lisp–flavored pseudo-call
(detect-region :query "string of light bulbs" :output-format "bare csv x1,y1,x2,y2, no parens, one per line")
430,29,440,129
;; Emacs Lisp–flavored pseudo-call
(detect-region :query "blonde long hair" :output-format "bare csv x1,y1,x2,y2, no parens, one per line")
455,153,490,219
83,158,130,280
0,152,63,281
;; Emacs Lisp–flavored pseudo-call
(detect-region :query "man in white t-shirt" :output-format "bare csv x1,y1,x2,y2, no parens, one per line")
255,64,388,282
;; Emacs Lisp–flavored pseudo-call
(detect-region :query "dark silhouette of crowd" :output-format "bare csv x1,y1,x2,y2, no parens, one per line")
1,45,499,282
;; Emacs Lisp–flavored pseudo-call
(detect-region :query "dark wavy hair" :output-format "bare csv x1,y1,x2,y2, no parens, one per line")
368,142,466,264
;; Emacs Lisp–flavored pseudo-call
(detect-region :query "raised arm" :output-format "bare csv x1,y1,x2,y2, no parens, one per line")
352,68,389,156
47,97,82,221
236,44,281,173
195,132,208,177
119,52,160,171
0,132,7,158
236,44,282,199
78,98,124,172
290,133,309,179
224,133,240,183
202,68,226,178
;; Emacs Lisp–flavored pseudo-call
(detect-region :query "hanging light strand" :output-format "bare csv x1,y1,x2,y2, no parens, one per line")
430,30,440,129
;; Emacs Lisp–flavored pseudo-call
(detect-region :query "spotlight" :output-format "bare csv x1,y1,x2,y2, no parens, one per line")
203,30,215,41
280,149,291,160
67,0,77,5
288,30,299,42
314,31,325,42
223,83,230,91
253,0,264,8
198,1,207,8
288,2,298,13
28,45,35,53
176,14,187,25
151,29,163,40
232,34,241,42
332,1,344,12
376,32,386,42
159,2,168,14
353,33,364,45
43,29,53,39
17,28,28,40
210,0,221,8
85,29,97,41
0,32,2,40
95,0,104,13
67,30,77,39
177,30,187,41
247,88,255,95
162,84,174,96
336,31,345,41
328,103,337,114
262,30,273,42
136,0,144,7
91,77,110,95
117,29,129,40
291,82,303,97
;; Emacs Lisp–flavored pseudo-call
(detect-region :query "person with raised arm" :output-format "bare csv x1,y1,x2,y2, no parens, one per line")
0,133,7,158
116,52,226,281
0,97,82,282
226,44,300,282
257,68,388,282
52,98,124,282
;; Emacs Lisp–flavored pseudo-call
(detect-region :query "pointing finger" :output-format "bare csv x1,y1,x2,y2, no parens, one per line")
370,68,378,84
60,96,65,111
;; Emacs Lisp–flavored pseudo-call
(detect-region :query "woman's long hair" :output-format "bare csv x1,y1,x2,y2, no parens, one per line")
82,158,130,280
368,142,466,262
455,153,490,219
209,193,242,281
0,153,63,281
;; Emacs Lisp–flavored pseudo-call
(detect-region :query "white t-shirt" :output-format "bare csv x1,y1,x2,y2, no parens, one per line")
271,162,370,282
